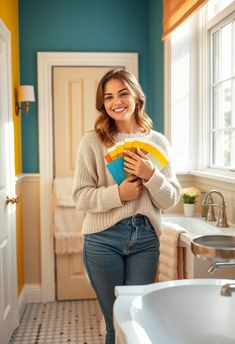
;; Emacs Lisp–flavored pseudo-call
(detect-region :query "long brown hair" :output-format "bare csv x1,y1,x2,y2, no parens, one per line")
95,69,153,146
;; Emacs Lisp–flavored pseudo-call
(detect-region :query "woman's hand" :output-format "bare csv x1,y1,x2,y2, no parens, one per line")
124,148,155,181
118,175,143,201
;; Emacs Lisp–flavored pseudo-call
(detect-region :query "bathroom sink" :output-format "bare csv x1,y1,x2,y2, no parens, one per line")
162,215,235,239
192,235,235,259
114,279,235,344
162,216,217,236
162,214,235,246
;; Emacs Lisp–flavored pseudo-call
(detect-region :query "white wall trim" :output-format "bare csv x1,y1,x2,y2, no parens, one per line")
37,52,138,302
26,284,42,303
22,174,40,182
15,173,40,184
15,175,25,183
18,286,27,319
18,284,41,319
207,1,235,30
191,170,235,187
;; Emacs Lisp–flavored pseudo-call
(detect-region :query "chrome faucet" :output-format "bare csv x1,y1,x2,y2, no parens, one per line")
220,283,235,296
207,260,235,296
207,261,235,273
202,190,229,228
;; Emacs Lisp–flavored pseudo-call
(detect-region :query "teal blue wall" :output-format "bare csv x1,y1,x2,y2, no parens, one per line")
19,0,163,172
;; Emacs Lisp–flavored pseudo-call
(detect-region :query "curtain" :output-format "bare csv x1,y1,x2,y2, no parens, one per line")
162,0,208,39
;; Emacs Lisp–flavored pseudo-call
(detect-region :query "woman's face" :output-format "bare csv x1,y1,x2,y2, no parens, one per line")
103,78,137,124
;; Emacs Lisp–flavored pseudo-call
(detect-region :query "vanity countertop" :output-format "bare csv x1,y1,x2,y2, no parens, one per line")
162,214,235,247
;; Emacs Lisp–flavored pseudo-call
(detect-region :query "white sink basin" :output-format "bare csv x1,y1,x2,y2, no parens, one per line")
162,215,235,237
114,279,235,344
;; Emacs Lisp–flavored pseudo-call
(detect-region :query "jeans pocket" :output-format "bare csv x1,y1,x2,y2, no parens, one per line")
145,216,156,234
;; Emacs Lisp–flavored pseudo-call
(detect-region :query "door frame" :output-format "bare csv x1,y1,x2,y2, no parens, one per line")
0,18,19,331
37,52,138,302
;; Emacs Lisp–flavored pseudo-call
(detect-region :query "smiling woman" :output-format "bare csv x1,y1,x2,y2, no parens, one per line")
72,68,181,344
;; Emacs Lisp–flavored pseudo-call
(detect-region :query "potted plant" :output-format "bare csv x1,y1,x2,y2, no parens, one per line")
181,187,201,217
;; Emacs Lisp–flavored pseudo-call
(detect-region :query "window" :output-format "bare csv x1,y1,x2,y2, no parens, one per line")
166,0,235,178
209,12,235,171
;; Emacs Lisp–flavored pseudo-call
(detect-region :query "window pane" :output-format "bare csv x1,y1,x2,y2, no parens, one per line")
212,131,220,166
232,130,235,168
222,80,232,128
212,130,231,167
224,131,231,166
221,23,232,80
212,85,220,129
212,31,219,83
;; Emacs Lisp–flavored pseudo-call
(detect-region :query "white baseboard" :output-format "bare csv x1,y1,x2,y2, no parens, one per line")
26,284,41,303
18,284,41,318
18,285,27,318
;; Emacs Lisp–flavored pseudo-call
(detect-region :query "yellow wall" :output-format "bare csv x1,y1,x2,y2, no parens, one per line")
0,0,21,173
0,0,24,295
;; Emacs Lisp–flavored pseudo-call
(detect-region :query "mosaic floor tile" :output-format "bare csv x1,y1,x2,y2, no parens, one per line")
10,299,104,344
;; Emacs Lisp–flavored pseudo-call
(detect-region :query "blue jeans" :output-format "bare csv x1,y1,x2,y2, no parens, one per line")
83,214,160,344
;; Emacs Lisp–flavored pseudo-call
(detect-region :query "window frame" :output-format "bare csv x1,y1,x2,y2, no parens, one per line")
203,2,235,176
164,0,235,182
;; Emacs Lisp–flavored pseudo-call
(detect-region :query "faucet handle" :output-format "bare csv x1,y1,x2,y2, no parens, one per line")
217,203,229,228
206,197,216,222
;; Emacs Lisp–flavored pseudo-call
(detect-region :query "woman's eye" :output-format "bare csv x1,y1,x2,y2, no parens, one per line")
104,96,112,101
120,92,129,97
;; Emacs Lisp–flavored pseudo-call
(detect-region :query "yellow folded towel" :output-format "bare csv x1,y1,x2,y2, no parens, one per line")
158,222,186,282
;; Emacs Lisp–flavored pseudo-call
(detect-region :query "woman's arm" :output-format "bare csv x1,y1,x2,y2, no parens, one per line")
72,135,123,213
143,166,181,210
123,133,181,210
143,135,181,210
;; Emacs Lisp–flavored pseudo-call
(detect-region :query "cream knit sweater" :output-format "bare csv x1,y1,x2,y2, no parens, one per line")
72,130,181,236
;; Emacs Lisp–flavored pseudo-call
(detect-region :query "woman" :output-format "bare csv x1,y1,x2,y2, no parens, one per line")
72,69,180,344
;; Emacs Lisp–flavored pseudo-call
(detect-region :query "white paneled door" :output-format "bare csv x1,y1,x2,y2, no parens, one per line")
53,66,114,299
0,19,19,342
53,66,114,177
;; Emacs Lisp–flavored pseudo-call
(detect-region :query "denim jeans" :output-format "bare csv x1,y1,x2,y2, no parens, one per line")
83,214,160,344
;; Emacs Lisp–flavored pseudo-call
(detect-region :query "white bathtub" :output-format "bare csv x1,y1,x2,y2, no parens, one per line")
114,216,235,343
114,278,235,344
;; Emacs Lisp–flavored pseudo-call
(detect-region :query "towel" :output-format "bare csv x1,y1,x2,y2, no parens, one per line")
54,206,84,254
53,177,75,207
158,222,186,282
53,178,84,254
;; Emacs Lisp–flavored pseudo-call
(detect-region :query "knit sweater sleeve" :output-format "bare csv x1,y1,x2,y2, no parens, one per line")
143,133,181,210
72,133,123,213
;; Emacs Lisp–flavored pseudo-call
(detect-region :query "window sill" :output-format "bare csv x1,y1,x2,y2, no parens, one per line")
190,170,235,185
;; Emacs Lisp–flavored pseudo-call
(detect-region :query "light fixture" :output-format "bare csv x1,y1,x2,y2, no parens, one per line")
16,85,35,116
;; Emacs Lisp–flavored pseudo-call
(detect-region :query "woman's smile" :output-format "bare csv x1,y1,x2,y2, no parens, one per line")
112,106,127,113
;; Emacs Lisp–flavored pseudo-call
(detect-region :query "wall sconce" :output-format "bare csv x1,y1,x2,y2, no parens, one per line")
16,85,35,116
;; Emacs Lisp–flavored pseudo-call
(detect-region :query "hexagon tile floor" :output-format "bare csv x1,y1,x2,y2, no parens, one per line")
10,299,105,344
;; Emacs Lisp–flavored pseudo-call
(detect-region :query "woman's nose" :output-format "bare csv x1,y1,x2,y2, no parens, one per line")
113,96,122,105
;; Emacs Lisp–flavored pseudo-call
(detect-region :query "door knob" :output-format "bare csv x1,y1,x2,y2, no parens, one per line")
6,195,19,205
